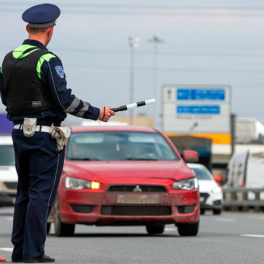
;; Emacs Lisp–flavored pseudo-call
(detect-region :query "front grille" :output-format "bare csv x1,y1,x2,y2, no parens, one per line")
4,182,17,190
101,206,171,216
200,193,209,204
70,204,94,214
108,185,167,193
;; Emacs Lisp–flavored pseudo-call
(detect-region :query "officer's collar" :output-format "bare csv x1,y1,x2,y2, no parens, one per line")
23,39,48,51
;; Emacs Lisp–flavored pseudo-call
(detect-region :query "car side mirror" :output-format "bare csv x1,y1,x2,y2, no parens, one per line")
214,176,222,183
183,150,199,163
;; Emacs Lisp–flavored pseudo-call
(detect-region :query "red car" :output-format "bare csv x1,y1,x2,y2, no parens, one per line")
49,125,200,237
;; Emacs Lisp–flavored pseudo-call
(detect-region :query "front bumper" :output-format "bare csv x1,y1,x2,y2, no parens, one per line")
58,188,200,226
0,192,16,207
200,192,223,210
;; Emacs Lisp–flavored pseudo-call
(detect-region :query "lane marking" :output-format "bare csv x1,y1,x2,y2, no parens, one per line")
0,248,13,252
247,216,264,221
215,218,235,222
241,234,264,238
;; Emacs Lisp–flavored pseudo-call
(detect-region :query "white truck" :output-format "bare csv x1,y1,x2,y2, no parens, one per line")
226,149,264,189
236,118,264,144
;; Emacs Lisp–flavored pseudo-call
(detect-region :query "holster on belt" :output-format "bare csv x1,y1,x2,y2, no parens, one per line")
49,124,71,152
23,118,37,137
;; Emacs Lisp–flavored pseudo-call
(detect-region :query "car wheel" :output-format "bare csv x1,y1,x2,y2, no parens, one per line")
213,209,222,215
177,221,199,236
146,225,165,235
200,209,205,215
54,194,75,237
46,223,51,235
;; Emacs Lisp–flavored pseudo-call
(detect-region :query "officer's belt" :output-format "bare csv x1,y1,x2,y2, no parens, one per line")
13,124,50,133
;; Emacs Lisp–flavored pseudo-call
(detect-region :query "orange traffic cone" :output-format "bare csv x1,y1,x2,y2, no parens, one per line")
0,255,6,262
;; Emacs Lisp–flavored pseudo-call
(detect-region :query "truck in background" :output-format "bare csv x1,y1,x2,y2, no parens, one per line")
226,149,264,190
236,118,264,144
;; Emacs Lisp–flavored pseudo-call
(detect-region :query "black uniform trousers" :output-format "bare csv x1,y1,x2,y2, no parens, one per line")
11,128,65,261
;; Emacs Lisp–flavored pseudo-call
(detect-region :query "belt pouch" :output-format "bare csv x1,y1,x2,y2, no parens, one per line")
23,118,37,137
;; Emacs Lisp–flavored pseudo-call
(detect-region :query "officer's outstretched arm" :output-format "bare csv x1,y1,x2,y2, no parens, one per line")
44,56,101,120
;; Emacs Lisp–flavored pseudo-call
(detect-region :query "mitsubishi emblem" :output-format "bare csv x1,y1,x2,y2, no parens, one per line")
133,185,142,193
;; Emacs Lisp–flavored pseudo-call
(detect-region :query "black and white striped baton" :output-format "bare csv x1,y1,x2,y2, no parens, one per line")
112,99,156,112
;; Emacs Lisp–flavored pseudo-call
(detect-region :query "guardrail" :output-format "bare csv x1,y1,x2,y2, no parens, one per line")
223,188,264,212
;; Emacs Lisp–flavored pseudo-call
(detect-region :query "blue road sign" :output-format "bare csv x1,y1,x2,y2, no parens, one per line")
177,89,225,101
177,105,220,114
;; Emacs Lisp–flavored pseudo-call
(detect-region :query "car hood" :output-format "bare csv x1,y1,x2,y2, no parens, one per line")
198,180,218,192
63,160,195,184
0,166,18,182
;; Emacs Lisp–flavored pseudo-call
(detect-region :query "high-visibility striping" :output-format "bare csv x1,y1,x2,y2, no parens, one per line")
64,97,80,113
36,53,56,79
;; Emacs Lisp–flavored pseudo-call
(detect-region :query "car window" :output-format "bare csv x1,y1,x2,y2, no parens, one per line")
67,132,179,161
192,167,212,180
0,145,15,166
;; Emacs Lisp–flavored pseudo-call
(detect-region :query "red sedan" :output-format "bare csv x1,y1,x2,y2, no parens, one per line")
49,125,200,236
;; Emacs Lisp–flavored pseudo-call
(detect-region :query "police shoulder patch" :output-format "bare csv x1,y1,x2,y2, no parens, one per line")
55,65,65,78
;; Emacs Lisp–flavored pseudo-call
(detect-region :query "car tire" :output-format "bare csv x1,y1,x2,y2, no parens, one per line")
54,194,75,237
46,223,51,235
146,225,165,235
213,209,222,215
177,221,199,236
200,209,205,215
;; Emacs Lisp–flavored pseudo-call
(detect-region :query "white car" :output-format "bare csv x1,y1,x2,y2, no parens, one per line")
0,135,17,207
187,163,223,215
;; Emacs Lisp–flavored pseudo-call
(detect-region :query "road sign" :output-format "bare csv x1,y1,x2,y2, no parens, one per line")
162,85,231,144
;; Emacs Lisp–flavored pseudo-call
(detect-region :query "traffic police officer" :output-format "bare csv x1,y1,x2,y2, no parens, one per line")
0,3,115,263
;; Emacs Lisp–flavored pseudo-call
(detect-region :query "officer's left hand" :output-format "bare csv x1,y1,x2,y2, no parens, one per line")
99,107,115,122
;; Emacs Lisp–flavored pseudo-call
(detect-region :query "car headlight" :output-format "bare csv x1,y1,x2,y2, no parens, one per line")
65,177,100,190
212,186,222,194
172,178,198,190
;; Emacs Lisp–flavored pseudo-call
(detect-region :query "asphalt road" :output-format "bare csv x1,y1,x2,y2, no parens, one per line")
0,208,264,264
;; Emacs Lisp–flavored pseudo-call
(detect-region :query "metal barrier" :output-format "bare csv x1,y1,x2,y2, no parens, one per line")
223,188,264,211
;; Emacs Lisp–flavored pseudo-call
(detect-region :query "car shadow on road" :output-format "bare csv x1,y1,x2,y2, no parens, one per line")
48,233,180,238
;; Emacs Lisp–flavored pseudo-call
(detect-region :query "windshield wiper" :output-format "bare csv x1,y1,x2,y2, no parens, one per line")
70,157,100,161
124,157,158,161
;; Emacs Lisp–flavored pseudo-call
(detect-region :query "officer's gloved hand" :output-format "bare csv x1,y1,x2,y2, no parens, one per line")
99,107,115,122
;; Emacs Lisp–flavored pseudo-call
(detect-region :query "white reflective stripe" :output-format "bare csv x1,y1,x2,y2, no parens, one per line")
75,101,89,117
64,97,81,113
145,98,156,105
126,103,137,110
14,125,20,129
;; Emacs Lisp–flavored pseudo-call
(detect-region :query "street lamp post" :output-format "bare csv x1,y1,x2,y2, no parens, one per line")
128,37,140,125
147,35,165,127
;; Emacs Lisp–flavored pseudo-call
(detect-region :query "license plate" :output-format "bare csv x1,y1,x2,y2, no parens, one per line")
117,195,160,204
200,197,205,203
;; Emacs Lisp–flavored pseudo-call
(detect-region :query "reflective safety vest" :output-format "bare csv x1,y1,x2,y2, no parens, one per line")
2,45,56,115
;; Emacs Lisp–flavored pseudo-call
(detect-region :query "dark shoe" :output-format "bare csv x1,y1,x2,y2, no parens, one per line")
24,254,55,263
12,259,24,263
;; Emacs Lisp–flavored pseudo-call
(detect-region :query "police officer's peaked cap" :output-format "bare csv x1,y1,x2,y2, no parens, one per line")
22,4,60,29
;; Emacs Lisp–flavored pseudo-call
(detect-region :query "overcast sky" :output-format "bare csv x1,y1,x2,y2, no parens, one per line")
1,0,264,129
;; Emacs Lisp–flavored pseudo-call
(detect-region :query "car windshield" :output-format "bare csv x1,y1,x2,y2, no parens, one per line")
67,132,179,161
192,167,212,180
0,145,15,166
